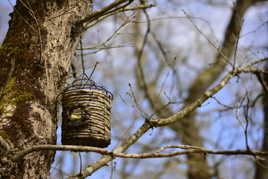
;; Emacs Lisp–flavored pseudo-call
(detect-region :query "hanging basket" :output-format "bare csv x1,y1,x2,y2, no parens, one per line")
61,76,113,147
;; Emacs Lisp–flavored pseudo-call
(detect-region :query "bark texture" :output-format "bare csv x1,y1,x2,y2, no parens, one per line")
0,0,91,178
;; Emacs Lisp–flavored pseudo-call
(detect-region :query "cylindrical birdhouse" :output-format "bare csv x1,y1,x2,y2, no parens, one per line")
61,77,113,147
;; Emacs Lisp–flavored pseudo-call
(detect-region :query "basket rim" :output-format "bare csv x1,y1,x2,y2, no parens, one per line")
63,83,113,100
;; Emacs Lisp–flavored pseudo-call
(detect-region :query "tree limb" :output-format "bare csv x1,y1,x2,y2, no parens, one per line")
4,56,266,178
72,57,267,178
12,144,268,162
74,0,134,33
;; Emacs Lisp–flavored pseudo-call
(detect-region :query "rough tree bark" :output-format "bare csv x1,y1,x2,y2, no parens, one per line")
0,1,91,178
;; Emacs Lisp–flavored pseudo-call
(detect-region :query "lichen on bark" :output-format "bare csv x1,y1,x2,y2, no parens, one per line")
0,0,92,178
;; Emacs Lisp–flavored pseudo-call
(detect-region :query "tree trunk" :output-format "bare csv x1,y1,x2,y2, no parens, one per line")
255,63,268,179
0,1,91,178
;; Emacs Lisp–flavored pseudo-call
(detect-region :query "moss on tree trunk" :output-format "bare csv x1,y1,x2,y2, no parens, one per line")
0,1,92,178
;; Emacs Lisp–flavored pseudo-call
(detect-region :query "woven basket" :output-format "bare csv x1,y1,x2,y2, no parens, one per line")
61,79,113,147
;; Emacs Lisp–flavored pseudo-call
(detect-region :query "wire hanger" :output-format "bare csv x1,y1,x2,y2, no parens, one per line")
73,36,99,88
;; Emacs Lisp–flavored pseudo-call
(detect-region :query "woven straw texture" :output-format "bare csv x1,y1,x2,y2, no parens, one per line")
62,84,113,147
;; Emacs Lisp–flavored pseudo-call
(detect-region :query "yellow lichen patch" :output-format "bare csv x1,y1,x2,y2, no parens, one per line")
0,130,11,141
0,78,16,116
0,78,35,118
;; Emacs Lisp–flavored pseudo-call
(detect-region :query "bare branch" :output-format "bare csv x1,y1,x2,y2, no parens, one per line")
74,122,151,178
80,15,134,51
185,0,253,104
74,0,154,33
10,57,267,178
84,4,155,29
12,144,268,162
150,61,268,126
78,0,133,25
70,0,155,38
